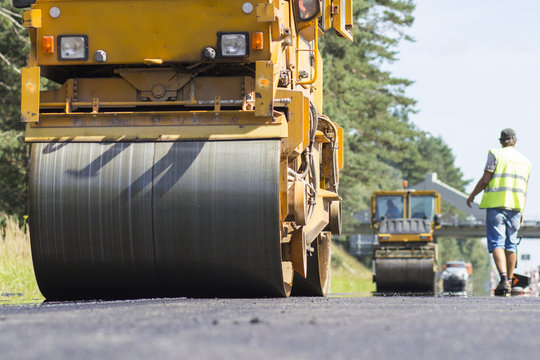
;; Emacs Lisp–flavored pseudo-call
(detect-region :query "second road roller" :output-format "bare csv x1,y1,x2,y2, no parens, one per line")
15,0,353,299
370,189,441,293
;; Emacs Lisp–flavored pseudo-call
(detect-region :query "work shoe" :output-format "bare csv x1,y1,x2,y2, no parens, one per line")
511,286,525,296
494,280,511,296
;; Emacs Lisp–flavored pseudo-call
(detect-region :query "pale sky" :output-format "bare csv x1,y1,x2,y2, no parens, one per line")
388,0,540,219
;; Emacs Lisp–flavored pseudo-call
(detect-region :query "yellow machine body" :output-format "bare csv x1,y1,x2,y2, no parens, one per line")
20,0,352,299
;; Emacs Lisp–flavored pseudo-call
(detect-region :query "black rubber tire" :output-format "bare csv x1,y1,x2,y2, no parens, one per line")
291,233,332,296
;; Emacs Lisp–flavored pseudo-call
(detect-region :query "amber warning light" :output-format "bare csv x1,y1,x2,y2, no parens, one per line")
42,36,54,53
252,32,263,50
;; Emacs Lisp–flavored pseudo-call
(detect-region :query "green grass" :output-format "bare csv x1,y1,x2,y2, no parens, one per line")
0,216,43,305
330,242,376,294
0,215,373,302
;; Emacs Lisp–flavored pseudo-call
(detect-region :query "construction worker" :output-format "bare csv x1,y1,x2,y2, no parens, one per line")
385,199,402,219
466,128,531,296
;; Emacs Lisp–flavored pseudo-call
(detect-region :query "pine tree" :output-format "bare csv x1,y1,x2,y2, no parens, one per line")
320,1,489,292
0,1,28,215
322,1,419,218
321,1,469,222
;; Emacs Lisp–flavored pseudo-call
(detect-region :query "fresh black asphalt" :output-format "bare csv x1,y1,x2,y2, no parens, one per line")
1,296,538,359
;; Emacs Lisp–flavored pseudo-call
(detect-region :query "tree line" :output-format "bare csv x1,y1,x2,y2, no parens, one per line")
322,0,489,293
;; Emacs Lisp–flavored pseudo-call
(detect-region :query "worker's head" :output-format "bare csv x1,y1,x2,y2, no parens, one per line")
499,128,516,147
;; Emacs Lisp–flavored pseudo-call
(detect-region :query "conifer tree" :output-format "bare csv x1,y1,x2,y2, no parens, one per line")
321,0,467,222
0,1,27,215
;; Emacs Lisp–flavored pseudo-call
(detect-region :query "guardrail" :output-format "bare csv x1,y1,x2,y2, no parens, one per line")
345,222,540,239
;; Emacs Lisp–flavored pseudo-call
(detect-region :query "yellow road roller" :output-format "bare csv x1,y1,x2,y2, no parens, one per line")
16,0,352,299
370,189,441,293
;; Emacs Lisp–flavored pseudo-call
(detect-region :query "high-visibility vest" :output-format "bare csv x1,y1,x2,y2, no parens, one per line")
480,147,531,211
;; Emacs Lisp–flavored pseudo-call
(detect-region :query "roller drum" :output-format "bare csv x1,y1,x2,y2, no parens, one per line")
29,140,287,299
375,258,435,293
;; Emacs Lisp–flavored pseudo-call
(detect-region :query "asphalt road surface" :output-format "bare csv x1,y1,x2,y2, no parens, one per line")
1,295,539,360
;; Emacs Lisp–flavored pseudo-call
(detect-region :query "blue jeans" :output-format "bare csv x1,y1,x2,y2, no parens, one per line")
486,208,521,253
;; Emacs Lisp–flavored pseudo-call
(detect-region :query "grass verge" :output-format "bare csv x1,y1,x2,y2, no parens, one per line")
330,242,375,294
0,216,43,305
0,217,373,302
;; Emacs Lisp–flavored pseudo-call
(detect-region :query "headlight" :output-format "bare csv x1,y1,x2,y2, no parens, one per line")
58,35,88,60
218,32,249,57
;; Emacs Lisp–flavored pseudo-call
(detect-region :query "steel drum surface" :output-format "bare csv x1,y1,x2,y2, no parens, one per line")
375,258,435,292
29,140,285,299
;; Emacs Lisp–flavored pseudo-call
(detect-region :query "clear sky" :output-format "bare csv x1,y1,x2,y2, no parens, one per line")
388,0,540,219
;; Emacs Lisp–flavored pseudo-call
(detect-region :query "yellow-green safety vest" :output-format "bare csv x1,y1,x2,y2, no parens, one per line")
480,147,531,211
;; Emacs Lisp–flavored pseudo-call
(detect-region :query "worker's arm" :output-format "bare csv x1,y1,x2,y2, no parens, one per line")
521,179,529,224
466,170,493,208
